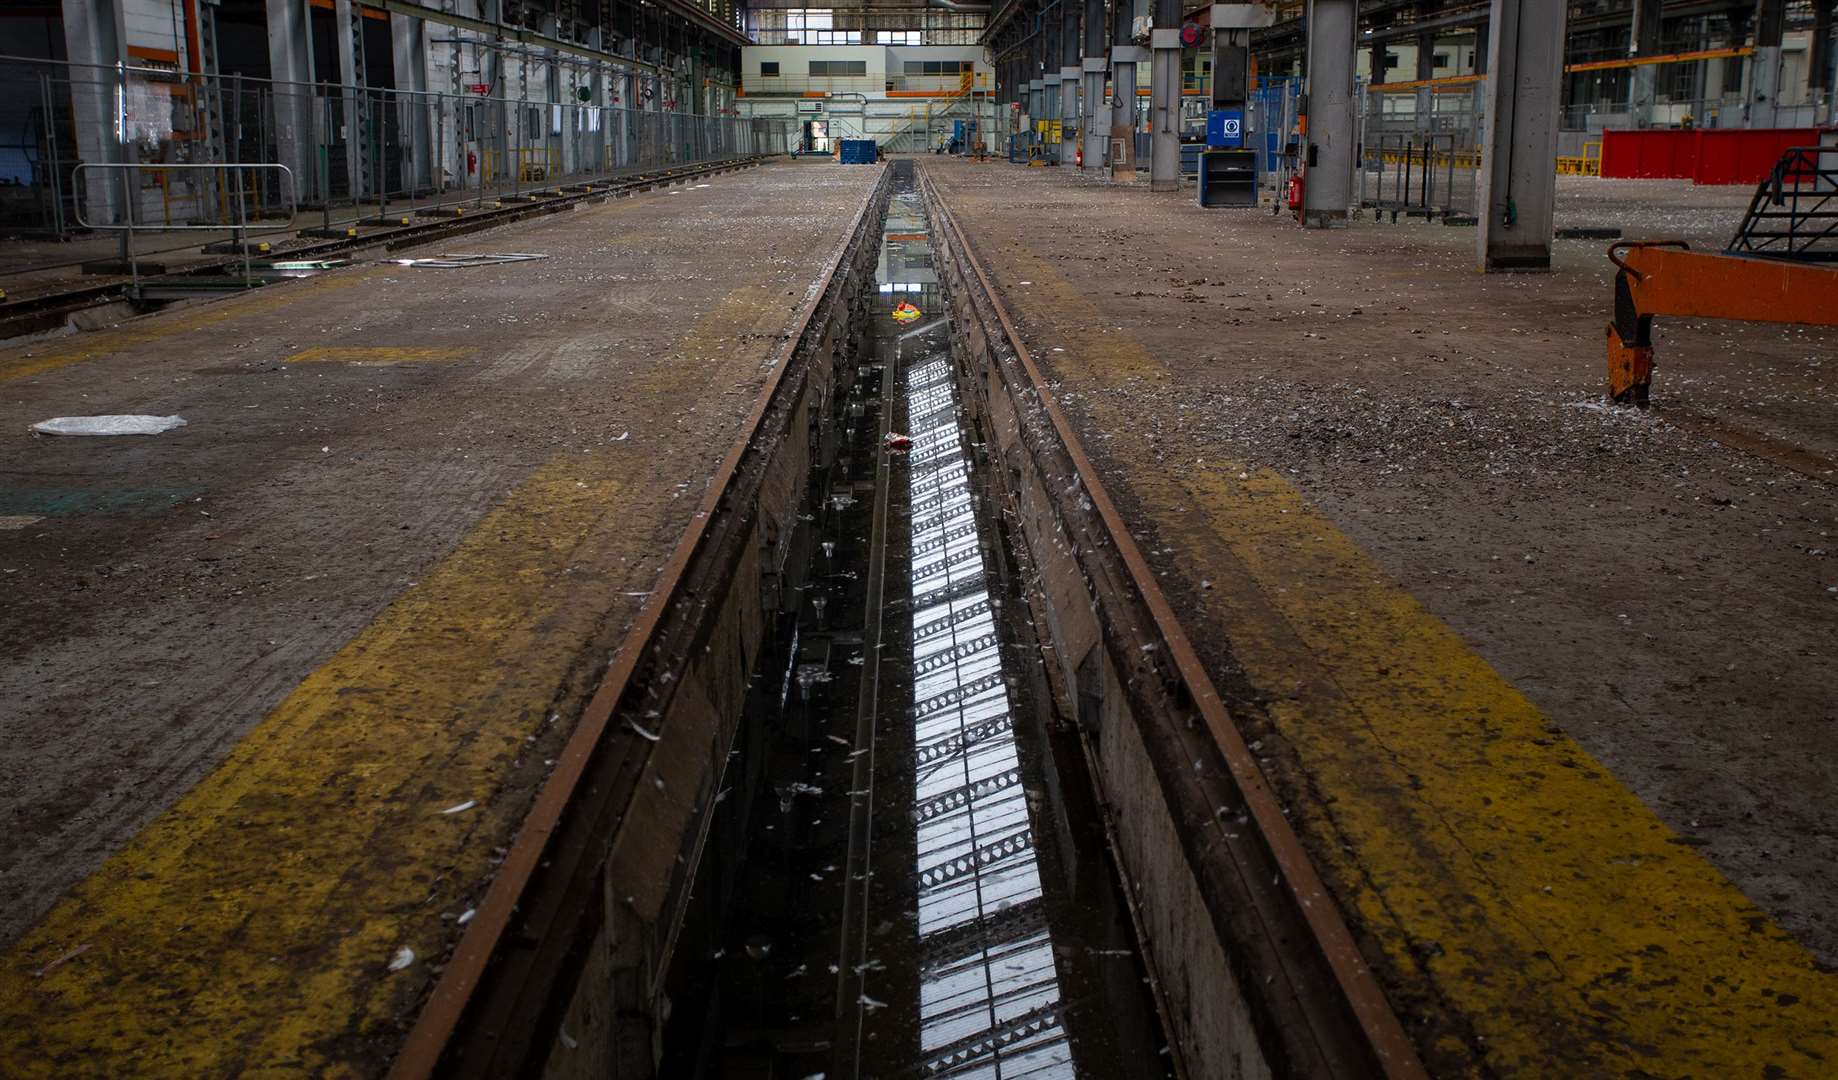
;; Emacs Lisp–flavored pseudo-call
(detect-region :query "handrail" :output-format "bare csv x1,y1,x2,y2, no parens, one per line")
73,162,297,231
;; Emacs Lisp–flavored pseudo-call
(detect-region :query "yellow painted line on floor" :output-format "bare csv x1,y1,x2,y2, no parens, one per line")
0,266,390,385
0,264,814,1075
1179,467,1837,1077
286,345,476,365
0,454,647,1077
632,282,785,395
937,184,1838,1076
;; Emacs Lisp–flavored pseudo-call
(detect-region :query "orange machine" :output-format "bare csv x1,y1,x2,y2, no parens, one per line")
1605,145,1838,407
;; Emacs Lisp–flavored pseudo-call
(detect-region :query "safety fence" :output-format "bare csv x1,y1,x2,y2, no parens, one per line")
1359,81,1483,221
0,54,798,240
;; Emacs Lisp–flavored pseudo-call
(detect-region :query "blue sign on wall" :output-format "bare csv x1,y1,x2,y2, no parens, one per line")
1207,109,1246,149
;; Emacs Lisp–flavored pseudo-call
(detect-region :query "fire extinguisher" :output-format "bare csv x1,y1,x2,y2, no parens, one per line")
467,149,477,175
1286,171,1304,220
1075,144,1083,168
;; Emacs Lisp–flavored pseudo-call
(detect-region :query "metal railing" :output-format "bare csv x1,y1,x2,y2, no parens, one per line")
70,160,296,290
1359,134,1468,223
739,73,990,97
1728,145,1838,261
0,53,797,244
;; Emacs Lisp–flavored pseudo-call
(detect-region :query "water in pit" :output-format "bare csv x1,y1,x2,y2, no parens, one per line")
660,163,1168,1079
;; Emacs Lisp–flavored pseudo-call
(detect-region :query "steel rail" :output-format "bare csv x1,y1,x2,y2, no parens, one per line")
0,157,769,337
385,163,890,1079
920,166,1429,1080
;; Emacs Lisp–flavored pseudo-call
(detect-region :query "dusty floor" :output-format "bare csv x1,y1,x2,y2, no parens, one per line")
0,161,880,1072
925,162,1837,962
0,165,723,302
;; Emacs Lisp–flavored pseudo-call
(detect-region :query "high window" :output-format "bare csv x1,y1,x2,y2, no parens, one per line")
902,60,974,75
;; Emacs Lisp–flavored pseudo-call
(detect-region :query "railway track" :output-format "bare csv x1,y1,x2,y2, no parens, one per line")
369,158,1432,1078
0,156,769,343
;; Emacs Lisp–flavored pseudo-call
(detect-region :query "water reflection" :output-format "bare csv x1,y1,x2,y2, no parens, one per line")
890,188,1075,1078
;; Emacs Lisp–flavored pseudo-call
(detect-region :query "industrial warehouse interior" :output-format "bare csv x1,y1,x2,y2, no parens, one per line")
1,0,1835,1075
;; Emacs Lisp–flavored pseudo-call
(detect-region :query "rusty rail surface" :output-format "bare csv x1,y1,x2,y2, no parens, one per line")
387,164,892,1079
919,164,1428,1080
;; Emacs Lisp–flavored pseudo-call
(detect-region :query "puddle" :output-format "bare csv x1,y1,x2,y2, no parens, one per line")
661,164,1166,1079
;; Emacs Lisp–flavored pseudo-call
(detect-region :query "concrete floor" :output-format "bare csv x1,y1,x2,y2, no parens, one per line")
3,155,1833,1076
0,170,701,302
0,161,881,1075
924,159,1836,1077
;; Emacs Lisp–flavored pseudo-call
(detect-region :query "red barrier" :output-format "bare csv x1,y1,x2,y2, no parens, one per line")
1600,127,1823,185
1599,129,1696,179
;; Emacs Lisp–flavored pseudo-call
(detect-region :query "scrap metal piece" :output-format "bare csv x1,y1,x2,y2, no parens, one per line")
391,253,549,269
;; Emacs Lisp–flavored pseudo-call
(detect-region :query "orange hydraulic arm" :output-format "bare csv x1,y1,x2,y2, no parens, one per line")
1606,241,1838,406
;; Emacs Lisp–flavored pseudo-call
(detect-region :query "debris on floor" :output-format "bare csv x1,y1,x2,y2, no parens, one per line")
31,415,188,436
391,253,549,269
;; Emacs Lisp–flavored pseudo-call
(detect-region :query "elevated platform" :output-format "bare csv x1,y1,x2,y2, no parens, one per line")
0,162,885,1077
921,158,1838,1077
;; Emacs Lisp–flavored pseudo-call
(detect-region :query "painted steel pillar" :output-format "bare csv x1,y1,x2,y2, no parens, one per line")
1059,0,1081,165
1474,20,1490,76
1111,0,1144,180
1148,0,1180,190
1477,0,1567,271
391,12,431,191
1813,0,1835,102
1415,32,1436,132
1749,0,1786,127
588,30,607,172
266,0,317,204
1081,0,1107,171
1051,7,1066,157
1301,0,1356,225
62,0,129,228
333,0,366,200
1629,0,1662,128
1808,0,1838,101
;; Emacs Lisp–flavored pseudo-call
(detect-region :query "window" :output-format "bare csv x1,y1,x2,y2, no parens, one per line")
810,60,868,76
1431,52,1449,68
783,8,829,42
882,31,921,45
761,61,780,76
806,30,861,44
902,60,973,76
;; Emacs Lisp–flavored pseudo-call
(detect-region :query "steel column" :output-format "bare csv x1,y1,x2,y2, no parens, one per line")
1060,0,1081,165
1302,0,1356,225
1813,0,1835,99
61,0,130,231
1630,0,1663,127
392,12,432,191
1081,0,1107,172
1477,0,1566,270
1416,31,1436,132
1111,0,1143,180
1149,0,1179,190
334,0,367,200
1749,0,1786,126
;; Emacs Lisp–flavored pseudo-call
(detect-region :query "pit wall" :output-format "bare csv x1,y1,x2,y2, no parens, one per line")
919,164,1398,1080
511,167,892,1080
